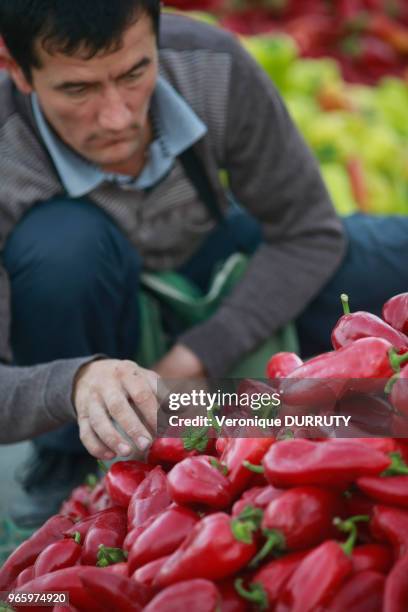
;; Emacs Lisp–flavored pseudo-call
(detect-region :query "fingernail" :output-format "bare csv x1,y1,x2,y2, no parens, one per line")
118,443,132,456
104,452,114,460
137,436,151,451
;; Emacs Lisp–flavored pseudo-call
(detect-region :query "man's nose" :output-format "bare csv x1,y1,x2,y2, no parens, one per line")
98,87,133,131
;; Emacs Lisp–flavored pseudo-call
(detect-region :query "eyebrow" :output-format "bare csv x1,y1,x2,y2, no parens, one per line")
53,57,151,91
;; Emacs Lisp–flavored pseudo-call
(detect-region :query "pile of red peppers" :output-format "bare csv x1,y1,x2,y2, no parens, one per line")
2,292,408,610
164,0,408,85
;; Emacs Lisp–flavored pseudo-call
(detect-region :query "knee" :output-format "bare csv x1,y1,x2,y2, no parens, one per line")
4,197,142,306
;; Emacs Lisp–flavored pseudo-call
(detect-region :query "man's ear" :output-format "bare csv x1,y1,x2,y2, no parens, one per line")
0,42,33,94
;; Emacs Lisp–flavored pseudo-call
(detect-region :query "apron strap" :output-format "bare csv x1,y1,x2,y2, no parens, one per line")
178,146,224,223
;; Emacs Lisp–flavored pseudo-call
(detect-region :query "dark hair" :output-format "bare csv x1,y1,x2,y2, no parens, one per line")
0,0,161,81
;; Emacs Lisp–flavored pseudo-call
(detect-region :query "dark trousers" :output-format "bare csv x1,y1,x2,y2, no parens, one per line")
4,198,408,452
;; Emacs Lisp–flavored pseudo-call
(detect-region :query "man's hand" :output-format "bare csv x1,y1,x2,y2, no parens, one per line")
73,359,159,460
153,344,206,379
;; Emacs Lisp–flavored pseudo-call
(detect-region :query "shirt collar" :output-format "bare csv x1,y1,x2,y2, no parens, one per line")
31,76,207,197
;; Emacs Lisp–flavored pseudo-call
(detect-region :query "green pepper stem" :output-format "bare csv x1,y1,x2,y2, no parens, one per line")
382,452,408,476
96,545,128,567
384,372,399,394
182,426,209,452
243,460,264,474
73,531,81,545
231,518,258,545
389,348,408,373
85,473,98,489
334,515,369,556
97,460,108,474
209,458,228,476
341,293,351,315
234,579,268,610
236,505,264,525
249,529,285,568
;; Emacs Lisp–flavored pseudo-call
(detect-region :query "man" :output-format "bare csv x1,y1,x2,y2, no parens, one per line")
0,0,347,527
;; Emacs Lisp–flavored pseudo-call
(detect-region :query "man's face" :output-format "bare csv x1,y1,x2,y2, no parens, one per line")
20,13,158,170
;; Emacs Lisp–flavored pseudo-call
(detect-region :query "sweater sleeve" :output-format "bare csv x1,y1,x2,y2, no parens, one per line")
0,258,108,443
0,355,104,444
179,40,346,376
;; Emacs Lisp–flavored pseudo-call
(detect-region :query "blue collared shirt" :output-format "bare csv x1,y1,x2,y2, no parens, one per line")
31,76,207,197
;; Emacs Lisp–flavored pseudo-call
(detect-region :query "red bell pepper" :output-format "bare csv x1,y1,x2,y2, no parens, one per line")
345,489,375,520
13,566,111,611
325,570,385,611
250,486,345,566
102,460,153,507
127,466,171,529
128,505,199,573
391,412,408,437
389,363,408,417
15,566,34,588
33,532,82,577
123,516,156,553
265,352,303,379
167,455,232,509
285,14,336,55
217,578,247,612
81,507,127,565
274,516,368,612
72,474,98,499
232,484,283,517
132,555,170,588
367,14,408,54
144,579,221,612
220,9,278,36
336,394,393,436
60,499,90,521
351,543,393,574
64,507,120,541
281,337,401,407
101,561,129,577
147,438,197,466
394,439,408,464
358,438,408,463
235,550,310,610
275,540,353,611
342,33,399,75
154,511,261,587
383,552,408,612
87,479,114,513
216,437,228,455
332,0,363,21
220,438,274,498
383,293,408,335
0,514,74,590
357,452,408,508
79,567,150,611
250,438,391,489
58,476,98,520
370,504,408,559
332,294,408,352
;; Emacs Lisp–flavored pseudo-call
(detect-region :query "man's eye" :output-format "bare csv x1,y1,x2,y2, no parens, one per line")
123,70,143,82
65,87,88,96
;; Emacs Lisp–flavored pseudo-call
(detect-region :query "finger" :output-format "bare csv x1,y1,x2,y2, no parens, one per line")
143,368,169,404
122,370,158,434
78,417,115,460
103,389,153,452
87,401,133,457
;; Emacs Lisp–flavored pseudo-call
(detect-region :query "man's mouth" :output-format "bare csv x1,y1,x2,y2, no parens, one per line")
101,135,134,145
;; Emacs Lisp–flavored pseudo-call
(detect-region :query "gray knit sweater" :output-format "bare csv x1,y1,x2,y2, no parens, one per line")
0,13,345,443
